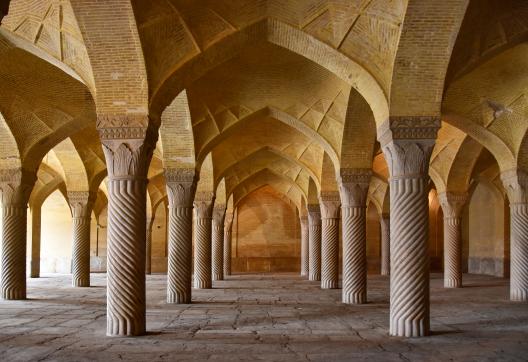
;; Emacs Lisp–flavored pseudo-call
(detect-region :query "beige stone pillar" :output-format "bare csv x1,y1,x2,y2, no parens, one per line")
307,204,322,281
68,191,95,288
339,169,371,304
165,168,197,304
99,121,156,337
380,117,439,337
501,170,528,302
319,192,341,289
380,214,390,276
223,213,233,277
194,192,214,289
438,192,467,288
30,205,42,278
212,205,226,281
145,219,153,275
0,169,35,300
300,215,309,277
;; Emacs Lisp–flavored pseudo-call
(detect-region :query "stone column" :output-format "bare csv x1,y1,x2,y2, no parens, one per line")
300,215,309,277
380,214,390,276
307,204,322,281
30,205,42,278
212,205,226,281
501,170,528,302
438,192,467,288
194,192,214,289
339,169,371,304
380,116,440,337
319,192,341,289
145,219,153,275
165,168,197,304
68,191,95,288
99,120,157,337
223,213,233,277
0,169,35,300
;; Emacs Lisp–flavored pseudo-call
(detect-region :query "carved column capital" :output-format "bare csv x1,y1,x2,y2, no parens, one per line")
319,192,341,219
98,115,158,181
299,215,308,227
501,169,528,205
307,204,321,225
165,168,198,208
379,117,440,179
68,191,96,219
194,192,215,219
339,168,372,207
0,168,37,206
224,211,233,229
213,204,226,224
438,192,468,219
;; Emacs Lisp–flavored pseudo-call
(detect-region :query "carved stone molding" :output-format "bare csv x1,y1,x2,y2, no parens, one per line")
68,191,96,219
194,192,215,219
501,169,528,204
307,204,321,226
339,168,372,207
438,192,468,219
319,192,341,219
212,204,226,225
382,139,436,179
378,116,441,146
166,168,198,208
0,168,36,206
97,114,150,135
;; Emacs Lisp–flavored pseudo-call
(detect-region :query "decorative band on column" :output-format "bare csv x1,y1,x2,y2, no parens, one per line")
501,170,528,302
300,216,309,277
339,168,371,304
212,205,226,282
194,192,214,289
380,116,440,338
319,192,340,289
166,168,197,304
307,204,322,281
0,168,36,300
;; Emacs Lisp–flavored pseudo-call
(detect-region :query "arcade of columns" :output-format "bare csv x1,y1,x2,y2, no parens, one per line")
0,0,527,340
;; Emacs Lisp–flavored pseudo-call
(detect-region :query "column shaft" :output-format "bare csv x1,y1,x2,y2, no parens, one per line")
380,215,390,276
380,116,440,338
194,193,214,289
320,193,340,289
145,221,153,275
307,205,322,281
224,217,233,277
30,206,42,278
300,216,309,277
69,192,94,288
212,206,226,281
100,121,156,337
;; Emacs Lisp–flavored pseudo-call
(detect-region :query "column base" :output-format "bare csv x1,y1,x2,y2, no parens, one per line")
321,280,338,289
309,273,320,282
511,289,528,302
107,319,146,337
212,274,223,281
342,292,366,304
167,292,191,304
390,318,429,338
1,290,26,300
444,278,461,288
72,279,90,288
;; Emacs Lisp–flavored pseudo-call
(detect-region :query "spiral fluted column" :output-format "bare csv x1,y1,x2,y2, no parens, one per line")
438,192,467,288
69,192,95,288
212,205,226,281
224,214,233,277
145,220,153,275
307,204,322,281
30,206,42,278
0,169,35,300
380,214,390,276
194,192,214,289
300,215,309,277
339,169,371,304
166,168,197,304
501,170,528,302
380,116,440,337
99,120,157,337
319,193,340,289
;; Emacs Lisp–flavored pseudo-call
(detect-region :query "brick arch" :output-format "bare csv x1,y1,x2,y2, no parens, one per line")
51,138,89,192
148,19,388,126
215,178,227,205
234,185,301,218
390,0,469,118
0,110,20,170
320,151,338,193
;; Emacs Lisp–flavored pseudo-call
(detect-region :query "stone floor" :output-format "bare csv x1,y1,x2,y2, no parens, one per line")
0,273,527,361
